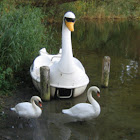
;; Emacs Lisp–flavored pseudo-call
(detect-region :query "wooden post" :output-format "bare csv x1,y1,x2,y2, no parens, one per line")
40,66,50,101
101,56,111,88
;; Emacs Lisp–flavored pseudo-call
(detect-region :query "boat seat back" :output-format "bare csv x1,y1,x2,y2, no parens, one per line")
33,55,51,76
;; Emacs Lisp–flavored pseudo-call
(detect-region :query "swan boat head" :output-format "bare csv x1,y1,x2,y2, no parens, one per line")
30,11,89,98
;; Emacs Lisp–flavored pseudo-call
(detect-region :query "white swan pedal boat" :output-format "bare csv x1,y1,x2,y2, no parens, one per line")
30,12,89,98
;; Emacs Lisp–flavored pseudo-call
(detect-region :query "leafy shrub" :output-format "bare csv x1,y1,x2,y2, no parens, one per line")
0,4,45,70
0,67,14,92
45,0,140,20
0,0,56,91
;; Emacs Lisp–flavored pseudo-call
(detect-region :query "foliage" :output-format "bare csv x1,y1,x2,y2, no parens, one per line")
45,1,87,21
0,3,44,71
0,67,14,92
45,0,140,20
0,0,57,91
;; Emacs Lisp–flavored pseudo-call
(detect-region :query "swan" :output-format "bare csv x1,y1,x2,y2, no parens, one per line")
11,96,42,118
62,86,101,121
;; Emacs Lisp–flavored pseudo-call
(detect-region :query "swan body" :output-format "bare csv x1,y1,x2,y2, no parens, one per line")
30,11,89,98
11,96,42,118
62,86,101,121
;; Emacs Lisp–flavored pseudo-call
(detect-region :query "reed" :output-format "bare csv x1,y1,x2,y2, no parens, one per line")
0,0,57,91
45,0,140,21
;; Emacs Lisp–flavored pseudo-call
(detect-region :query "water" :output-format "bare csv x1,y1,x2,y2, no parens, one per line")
2,20,140,140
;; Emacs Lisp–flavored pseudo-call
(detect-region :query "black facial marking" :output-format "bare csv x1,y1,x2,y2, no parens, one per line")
65,17,75,22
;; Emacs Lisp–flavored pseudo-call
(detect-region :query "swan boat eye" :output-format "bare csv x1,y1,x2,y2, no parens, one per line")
65,17,75,22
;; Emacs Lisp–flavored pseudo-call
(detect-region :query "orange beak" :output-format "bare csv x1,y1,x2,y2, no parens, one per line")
39,102,42,107
65,21,75,32
97,92,100,98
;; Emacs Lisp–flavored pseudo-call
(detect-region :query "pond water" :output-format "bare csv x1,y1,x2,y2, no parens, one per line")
1,20,140,140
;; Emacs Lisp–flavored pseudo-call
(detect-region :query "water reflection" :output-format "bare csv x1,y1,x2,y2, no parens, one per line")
73,20,140,61
120,60,139,83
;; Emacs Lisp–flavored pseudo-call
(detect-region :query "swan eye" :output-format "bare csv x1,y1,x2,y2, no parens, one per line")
65,17,75,22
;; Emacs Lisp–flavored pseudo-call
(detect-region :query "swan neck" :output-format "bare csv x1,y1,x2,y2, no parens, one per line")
87,88,100,112
62,21,73,57
31,98,37,109
87,90,96,105
58,21,74,73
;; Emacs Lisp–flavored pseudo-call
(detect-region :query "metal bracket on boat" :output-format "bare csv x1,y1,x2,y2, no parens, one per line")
57,92,73,99
55,88,74,99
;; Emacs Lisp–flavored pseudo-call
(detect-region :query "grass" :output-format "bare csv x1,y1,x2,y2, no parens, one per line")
0,0,57,91
45,0,140,21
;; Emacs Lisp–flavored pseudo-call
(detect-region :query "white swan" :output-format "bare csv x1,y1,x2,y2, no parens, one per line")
11,96,42,118
62,86,101,121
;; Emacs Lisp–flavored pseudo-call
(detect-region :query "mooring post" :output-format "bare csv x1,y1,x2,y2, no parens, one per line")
40,66,50,101
101,56,111,88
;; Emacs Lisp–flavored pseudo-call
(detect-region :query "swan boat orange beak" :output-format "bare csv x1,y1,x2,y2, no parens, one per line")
65,17,75,32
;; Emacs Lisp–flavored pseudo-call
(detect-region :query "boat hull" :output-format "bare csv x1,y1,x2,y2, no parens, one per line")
32,77,87,98
30,48,89,98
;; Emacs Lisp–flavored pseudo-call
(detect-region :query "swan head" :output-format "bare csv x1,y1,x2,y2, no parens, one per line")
31,96,42,108
88,86,100,98
64,11,76,32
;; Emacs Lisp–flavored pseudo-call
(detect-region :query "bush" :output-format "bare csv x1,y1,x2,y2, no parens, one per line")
45,0,140,20
0,67,14,92
0,0,56,91
0,4,45,70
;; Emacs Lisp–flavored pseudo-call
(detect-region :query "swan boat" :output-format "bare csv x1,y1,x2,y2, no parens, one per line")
30,11,89,98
